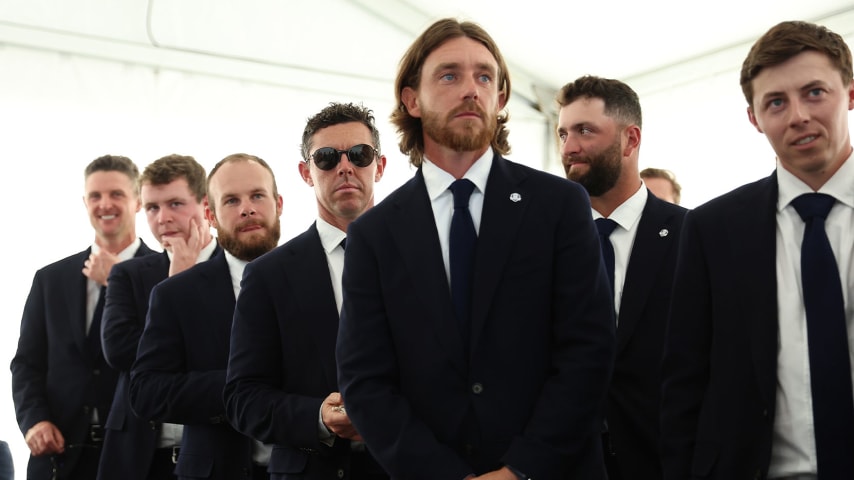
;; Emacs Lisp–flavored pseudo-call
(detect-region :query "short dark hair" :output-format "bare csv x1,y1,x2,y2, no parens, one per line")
139,154,207,202
556,75,642,128
84,155,140,195
640,167,681,204
391,18,512,166
740,20,853,107
301,102,382,162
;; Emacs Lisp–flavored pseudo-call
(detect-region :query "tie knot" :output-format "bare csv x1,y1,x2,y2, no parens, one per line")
449,179,476,209
791,193,836,222
595,218,618,238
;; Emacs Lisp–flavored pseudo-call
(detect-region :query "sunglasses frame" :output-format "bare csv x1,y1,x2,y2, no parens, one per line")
309,144,378,171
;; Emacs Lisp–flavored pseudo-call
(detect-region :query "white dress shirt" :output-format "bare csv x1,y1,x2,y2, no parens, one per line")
316,218,347,314
769,150,854,478
592,184,647,317
421,148,492,286
87,238,141,334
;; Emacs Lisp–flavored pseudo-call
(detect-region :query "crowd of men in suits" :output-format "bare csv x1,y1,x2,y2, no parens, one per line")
10,15,854,480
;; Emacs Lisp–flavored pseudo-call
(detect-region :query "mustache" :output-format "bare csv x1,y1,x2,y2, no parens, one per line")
449,100,485,118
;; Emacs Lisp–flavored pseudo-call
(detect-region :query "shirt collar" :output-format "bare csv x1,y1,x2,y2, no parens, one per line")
166,237,218,264
422,147,493,201
316,217,347,254
224,249,249,281
592,182,648,232
777,148,854,211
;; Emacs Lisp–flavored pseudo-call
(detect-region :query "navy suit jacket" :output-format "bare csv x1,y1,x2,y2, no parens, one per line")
660,173,779,479
129,252,255,480
98,246,219,480
225,224,386,479
336,155,616,479
606,193,686,480
11,241,153,480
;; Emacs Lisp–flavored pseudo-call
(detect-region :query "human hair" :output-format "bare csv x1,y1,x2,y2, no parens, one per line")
140,154,207,202
740,20,853,107
556,75,642,128
301,102,381,161
391,17,512,166
640,167,681,204
84,155,140,195
207,153,278,214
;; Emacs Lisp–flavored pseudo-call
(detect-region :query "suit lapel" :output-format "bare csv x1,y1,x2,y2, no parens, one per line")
205,253,238,351
388,172,467,371
734,174,779,405
283,225,341,387
470,157,529,354
617,195,677,353
71,249,91,355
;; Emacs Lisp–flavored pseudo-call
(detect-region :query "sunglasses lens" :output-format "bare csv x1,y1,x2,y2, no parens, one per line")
311,145,376,170
349,145,376,167
312,148,339,170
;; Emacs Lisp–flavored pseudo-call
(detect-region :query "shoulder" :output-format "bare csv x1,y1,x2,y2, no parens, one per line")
35,248,89,278
250,225,318,272
690,172,777,221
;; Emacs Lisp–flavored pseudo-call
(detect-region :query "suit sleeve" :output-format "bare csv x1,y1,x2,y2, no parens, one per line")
129,282,227,425
101,263,143,371
660,210,713,479
10,271,52,433
224,260,326,448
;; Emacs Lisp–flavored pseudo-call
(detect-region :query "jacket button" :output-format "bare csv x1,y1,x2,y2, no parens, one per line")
337,468,345,478
472,383,484,394
93,369,100,376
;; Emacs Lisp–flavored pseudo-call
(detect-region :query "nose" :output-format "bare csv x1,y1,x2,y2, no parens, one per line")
337,153,354,176
241,203,256,217
788,98,810,126
462,75,479,101
156,209,169,225
560,134,581,159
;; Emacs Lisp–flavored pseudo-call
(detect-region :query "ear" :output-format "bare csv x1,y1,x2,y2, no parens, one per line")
847,79,854,110
375,155,387,182
298,161,314,187
132,196,141,213
622,124,641,158
203,197,217,228
498,89,508,111
401,87,421,118
747,106,763,133
275,194,284,217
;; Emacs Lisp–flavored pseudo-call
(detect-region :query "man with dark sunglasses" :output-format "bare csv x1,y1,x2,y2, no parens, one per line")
225,102,388,480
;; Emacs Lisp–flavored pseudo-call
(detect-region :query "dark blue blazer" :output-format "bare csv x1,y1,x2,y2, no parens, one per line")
336,155,616,479
11,241,153,480
606,193,686,480
129,252,255,480
99,247,220,480
225,224,386,480
660,173,778,479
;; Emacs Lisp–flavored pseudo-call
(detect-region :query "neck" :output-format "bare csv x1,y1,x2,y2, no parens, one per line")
96,232,136,254
591,176,643,218
423,141,487,179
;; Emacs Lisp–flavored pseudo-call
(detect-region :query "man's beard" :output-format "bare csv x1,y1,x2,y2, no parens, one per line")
422,101,496,153
217,217,281,261
567,138,622,197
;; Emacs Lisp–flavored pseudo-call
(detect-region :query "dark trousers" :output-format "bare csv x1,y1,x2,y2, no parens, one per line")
148,448,178,480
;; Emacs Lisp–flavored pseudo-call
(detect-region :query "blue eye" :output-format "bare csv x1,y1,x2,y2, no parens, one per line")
441,73,455,81
478,74,491,83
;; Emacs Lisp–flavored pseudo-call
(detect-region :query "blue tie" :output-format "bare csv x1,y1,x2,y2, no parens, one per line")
595,218,618,296
449,179,477,350
791,193,854,477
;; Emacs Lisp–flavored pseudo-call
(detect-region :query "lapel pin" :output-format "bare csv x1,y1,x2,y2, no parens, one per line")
659,228,669,238
509,193,522,202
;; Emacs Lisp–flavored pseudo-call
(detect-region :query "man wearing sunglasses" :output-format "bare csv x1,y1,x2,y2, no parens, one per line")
335,18,615,480
225,102,388,479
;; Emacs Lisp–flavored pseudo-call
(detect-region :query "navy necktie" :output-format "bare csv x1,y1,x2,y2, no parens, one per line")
449,179,477,350
339,237,347,250
88,285,107,356
595,218,618,296
791,193,854,477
